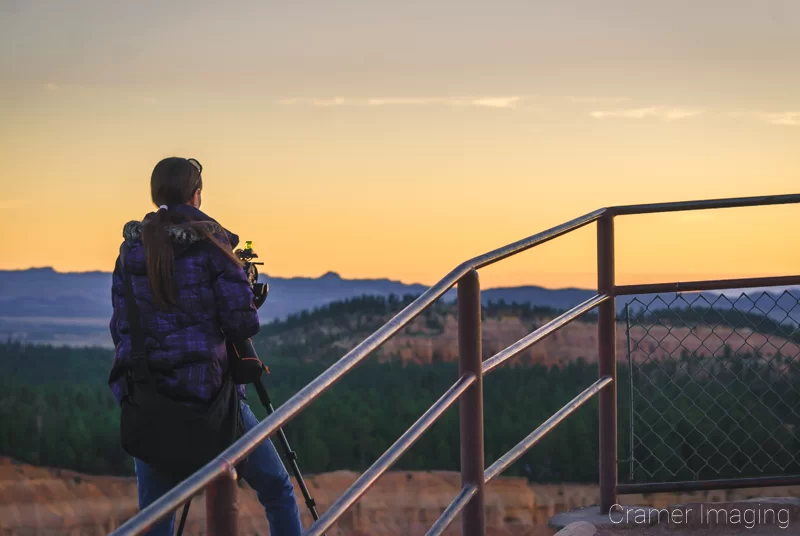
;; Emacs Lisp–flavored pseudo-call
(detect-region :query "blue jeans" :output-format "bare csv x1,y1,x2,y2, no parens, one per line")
134,400,304,535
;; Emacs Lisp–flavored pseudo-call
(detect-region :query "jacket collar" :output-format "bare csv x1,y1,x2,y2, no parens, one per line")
122,204,240,250
169,204,240,248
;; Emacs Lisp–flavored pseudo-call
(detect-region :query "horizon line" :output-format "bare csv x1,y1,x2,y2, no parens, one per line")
1,265,794,293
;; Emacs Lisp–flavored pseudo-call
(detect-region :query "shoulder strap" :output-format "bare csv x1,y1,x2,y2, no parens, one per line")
120,249,154,386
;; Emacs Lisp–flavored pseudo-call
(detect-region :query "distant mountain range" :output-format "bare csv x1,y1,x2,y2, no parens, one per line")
0,267,797,348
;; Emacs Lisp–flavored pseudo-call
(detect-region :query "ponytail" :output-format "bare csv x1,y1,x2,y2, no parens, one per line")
143,206,244,310
145,157,244,309
143,207,178,308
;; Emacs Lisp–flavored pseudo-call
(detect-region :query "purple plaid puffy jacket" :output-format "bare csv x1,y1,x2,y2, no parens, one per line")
108,204,259,405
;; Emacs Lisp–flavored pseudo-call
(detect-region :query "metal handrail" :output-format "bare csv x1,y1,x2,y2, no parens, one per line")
425,484,478,536
111,208,605,535
305,373,476,536
111,192,800,535
421,291,612,536
615,274,800,295
483,294,609,375
422,294,611,535
611,192,800,216
425,376,614,536
484,376,613,484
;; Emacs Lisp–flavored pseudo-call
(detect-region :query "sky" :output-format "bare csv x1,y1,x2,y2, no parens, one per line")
1,0,798,290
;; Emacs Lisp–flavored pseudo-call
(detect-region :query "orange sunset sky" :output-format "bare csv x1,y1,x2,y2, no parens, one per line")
1,1,798,290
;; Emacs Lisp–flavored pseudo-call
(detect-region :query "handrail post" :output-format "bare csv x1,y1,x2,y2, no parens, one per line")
458,269,485,536
206,466,239,536
597,213,618,514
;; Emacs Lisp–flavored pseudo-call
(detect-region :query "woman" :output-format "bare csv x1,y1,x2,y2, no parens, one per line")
108,156,303,535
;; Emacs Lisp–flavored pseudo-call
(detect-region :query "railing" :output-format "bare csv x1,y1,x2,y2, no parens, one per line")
619,287,800,493
111,193,800,535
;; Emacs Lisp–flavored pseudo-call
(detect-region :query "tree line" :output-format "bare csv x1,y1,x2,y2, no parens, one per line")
3,339,799,484
1,293,798,485
0,340,606,481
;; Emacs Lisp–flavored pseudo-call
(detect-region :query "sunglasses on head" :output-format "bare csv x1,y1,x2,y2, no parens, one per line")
187,158,202,174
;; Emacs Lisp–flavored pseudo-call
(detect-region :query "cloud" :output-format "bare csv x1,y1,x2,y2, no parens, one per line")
560,96,631,104
365,97,437,106
590,106,704,121
276,96,523,109
44,83,58,91
744,111,800,126
312,97,347,107
726,110,800,126
468,97,522,108
277,96,712,119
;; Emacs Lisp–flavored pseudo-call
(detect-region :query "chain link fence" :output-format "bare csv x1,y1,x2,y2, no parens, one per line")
621,288,800,485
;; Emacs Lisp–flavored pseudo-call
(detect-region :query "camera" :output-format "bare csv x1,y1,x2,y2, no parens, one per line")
234,241,269,309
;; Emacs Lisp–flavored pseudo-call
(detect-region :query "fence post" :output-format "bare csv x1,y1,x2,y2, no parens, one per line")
458,268,485,536
206,467,239,536
597,213,618,514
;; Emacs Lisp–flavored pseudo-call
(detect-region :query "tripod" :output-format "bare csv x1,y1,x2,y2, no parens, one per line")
176,241,324,534
254,373,324,528
176,373,324,536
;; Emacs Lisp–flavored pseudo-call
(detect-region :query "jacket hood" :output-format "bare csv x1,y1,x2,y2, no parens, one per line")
121,204,240,250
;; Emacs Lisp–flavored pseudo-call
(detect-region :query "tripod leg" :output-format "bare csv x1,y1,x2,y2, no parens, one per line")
276,426,321,519
176,500,191,536
253,378,326,534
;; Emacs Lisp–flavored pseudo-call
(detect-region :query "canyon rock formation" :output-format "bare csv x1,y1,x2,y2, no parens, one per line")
4,457,799,536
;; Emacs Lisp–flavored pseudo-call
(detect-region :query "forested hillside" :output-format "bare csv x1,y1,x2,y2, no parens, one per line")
1,294,799,485
0,339,606,481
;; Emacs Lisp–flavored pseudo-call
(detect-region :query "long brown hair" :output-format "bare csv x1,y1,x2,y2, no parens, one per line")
144,157,242,308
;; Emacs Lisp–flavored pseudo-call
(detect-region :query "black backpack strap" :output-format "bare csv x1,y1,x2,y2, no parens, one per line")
120,249,155,388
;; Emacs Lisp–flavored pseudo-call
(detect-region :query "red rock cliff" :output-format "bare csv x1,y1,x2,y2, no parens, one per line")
0,458,545,535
